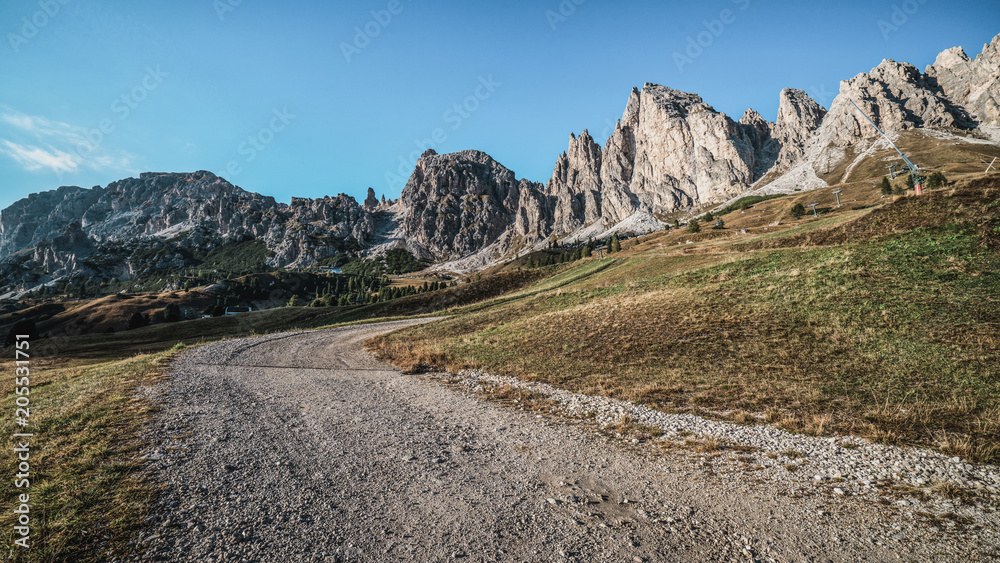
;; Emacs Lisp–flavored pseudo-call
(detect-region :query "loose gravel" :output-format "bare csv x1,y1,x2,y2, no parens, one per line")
128,320,1000,562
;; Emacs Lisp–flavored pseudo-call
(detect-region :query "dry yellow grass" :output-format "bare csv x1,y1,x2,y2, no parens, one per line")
371,177,1000,463
0,345,182,562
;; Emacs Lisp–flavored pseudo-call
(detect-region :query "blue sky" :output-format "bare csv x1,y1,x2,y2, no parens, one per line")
1,0,998,211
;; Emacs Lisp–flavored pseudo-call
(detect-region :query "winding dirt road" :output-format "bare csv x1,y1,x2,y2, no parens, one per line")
133,320,966,562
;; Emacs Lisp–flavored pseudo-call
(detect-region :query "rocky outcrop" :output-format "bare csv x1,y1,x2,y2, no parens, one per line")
772,88,827,170
817,59,969,149
74,171,279,242
598,87,643,225
738,108,780,179
269,193,377,267
545,130,603,234
363,188,379,211
32,222,95,276
0,185,103,258
400,150,545,261
541,83,786,233
0,171,382,289
628,85,758,212
926,34,1000,128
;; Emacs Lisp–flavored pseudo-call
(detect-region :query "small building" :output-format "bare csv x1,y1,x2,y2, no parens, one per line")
224,306,252,316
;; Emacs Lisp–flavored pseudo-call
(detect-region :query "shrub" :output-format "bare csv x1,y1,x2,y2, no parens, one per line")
686,221,701,234
163,303,182,322
790,203,806,219
926,171,947,189
712,218,725,230
127,313,149,330
610,234,621,253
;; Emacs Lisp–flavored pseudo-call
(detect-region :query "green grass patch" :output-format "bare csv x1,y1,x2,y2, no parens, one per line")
716,193,787,216
0,344,183,561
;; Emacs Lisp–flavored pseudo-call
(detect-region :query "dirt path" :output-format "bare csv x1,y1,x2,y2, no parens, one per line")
133,320,978,562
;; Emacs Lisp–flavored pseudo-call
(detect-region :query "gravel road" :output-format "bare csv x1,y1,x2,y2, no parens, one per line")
132,320,998,562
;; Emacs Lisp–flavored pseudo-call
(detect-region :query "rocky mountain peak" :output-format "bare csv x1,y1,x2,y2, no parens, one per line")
933,46,971,69
399,150,536,261
363,187,379,210
771,88,827,171
623,87,641,125
926,33,1000,129
565,130,602,172
776,88,827,132
546,130,604,233
640,84,710,118
627,83,755,210
817,58,964,150
739,108,770,131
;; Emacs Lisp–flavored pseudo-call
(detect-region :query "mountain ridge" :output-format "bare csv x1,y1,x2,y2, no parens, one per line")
2,33,999,293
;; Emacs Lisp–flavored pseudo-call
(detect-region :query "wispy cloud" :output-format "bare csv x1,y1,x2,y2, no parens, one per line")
0,107,137,177
2,111,81,143
0,140,79,174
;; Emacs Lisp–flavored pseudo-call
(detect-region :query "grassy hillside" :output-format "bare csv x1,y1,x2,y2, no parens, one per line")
371,174,1000,463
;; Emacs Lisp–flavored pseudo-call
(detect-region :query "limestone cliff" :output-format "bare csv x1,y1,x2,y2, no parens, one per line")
925,34,1000,129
